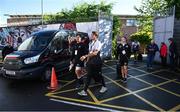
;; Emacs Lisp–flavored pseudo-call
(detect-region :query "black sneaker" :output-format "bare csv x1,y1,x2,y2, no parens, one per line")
123,78,127,83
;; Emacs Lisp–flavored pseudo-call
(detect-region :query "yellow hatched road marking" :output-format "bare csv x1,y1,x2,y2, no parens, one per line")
151,73,180,84
103,74,164,111
87,89,100,104
169,105,180,111
128,64,180,85
47,94,150,111
156,86,180,97
105,63,180,97
100,92,132,103
48,79,76,95
46,62,178,111
51,81,112,95
103,63,165,111
100,85,157,103
58,80,71,83
46,94,95,104
130,72,180,98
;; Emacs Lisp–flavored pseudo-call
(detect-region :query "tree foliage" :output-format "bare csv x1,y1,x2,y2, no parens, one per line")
134,0,168,33
130,32,152,53
112,16,121,59
44,1,121,58
130,32,152,45
44,1,113,23
135,0,180,34
165,0,180,19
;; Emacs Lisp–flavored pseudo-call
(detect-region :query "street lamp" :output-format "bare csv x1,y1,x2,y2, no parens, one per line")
41,0,44,26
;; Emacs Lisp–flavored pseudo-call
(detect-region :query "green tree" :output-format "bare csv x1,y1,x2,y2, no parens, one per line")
44,1,113,23
112,16,121,59
44,1,121,58
130,32,152,54
134,0,168,33
165,0,180,19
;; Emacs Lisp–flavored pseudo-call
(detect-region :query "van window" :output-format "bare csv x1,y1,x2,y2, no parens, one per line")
50,30,73,53
18,35,52,51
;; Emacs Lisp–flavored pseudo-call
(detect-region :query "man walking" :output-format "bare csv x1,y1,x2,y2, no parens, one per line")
78,31,107,96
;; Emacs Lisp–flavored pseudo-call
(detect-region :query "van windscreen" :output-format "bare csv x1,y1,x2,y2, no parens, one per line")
18,35,52,51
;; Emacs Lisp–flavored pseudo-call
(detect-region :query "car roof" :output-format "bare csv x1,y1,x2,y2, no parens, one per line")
32,29,88,37
32,30,58,36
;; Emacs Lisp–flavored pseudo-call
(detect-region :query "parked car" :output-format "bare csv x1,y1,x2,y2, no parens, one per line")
2,29,89,81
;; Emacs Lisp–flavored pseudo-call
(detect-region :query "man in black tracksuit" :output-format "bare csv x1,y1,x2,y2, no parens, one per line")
78,31,107,96
71,34,88,89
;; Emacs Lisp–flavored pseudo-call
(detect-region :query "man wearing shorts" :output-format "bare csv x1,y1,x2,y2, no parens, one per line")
70,34,88,89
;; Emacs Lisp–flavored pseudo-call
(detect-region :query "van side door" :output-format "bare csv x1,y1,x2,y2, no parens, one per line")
49,30,72,72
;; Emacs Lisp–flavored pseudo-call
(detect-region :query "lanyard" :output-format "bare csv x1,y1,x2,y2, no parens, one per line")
90,40,97,52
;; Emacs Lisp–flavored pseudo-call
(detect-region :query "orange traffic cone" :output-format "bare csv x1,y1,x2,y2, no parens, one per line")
47,67,58,90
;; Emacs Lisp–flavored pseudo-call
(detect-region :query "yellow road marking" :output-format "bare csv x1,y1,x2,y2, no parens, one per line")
103,74,164,111
100,85,157,103
58,80,71,83
156,86,180,97
102,64,165,111
49,79,76,95
134,94,164,111
169,104,180,111
150,74,180,84
103,75,131,92
129,73,180,97
48,94,150,111
51,81,113,95
87,89,100,104
46,62,178,111
105,63,180,97
100,92,131,103
132,68,180,85
47,94,95,104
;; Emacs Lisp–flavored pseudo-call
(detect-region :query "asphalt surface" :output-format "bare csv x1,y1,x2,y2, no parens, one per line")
0,60,179,111
0,72,98,111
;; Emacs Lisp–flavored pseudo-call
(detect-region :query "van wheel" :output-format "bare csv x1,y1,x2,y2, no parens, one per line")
41,67,52,81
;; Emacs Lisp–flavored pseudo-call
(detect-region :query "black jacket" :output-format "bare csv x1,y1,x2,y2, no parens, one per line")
71,42,88,63
146,43,159,55
169,42,177,57
117,43,131,59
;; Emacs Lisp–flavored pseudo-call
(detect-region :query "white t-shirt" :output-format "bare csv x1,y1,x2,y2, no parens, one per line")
89,40,102,53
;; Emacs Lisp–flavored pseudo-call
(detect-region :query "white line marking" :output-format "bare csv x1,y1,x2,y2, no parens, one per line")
50,98,121,112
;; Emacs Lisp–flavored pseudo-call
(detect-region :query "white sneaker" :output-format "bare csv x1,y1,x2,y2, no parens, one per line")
78,90,87,96
99,86,107,93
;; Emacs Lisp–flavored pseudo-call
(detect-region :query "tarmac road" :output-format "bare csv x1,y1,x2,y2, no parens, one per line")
0,60,179,111
0,75,99,111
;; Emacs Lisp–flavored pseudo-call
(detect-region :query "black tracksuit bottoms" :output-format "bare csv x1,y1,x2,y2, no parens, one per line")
84,63,106,91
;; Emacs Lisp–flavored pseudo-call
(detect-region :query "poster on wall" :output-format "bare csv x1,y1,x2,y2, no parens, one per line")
0,26,41,48
0,22,77,48
98,12,113,59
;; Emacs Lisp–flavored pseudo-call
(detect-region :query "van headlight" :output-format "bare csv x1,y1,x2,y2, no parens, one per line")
24,55,40,64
